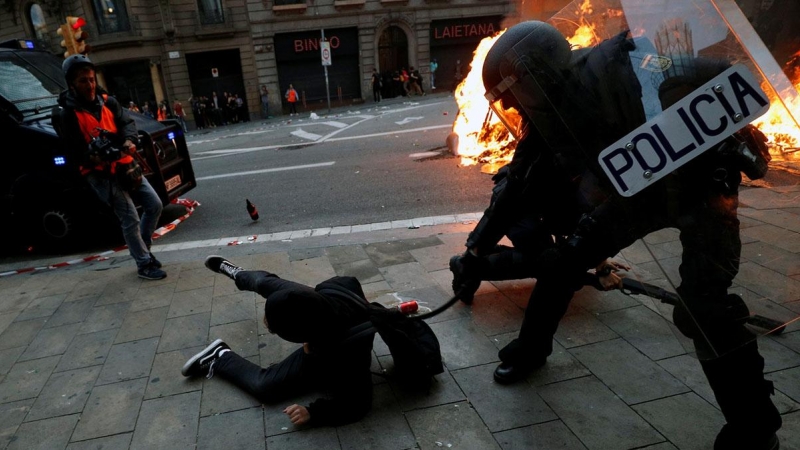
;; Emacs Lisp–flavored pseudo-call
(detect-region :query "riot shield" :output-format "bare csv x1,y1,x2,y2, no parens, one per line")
484,0,799,359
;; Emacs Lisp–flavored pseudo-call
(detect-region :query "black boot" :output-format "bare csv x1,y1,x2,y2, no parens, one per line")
701,342,781,450
494,338,547,384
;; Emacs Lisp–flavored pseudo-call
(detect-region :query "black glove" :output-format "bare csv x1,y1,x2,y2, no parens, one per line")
449,251,484,304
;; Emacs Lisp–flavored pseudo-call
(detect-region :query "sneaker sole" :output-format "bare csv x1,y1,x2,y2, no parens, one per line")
181,338,224,376
138,272,167,280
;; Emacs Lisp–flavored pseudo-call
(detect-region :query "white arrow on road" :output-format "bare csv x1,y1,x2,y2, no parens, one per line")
395,116,424,125
291,128,322,141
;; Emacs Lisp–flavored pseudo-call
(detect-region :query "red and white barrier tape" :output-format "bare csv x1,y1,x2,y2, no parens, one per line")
0,198,200,278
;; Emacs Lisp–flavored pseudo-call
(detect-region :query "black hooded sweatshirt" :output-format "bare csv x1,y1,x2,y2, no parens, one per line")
236,272,374,426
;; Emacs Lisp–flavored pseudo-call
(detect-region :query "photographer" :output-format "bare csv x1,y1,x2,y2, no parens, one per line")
54,54,166,280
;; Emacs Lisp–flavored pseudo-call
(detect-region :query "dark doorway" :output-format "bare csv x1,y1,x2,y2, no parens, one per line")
102,60,154,109
378,26,409,98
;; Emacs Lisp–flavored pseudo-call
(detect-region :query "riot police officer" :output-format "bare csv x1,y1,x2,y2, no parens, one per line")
452,20,780,450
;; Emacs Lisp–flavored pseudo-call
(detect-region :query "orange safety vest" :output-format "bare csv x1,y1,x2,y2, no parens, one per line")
74,95,133,175
287,89,297,103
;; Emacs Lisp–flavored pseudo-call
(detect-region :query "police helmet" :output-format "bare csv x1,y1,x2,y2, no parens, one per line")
62,54,95,83
482,21,571,97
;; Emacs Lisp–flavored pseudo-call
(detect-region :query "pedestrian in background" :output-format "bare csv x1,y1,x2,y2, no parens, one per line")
260,85,270,119
429,58,438,90
371,68,382,103
285,84,299,116
409,67,424,96
173,100,187,132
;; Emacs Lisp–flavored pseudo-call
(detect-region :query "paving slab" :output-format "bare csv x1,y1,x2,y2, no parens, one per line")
78,302,130,335
265,427,340,450
17,322,81,362
405,401,501,450
596,305,686,361
7,413,79,450
632,392,724,450
538,376,664,450
493,420,587,450
0,355,60,404
159,312,211,353
71,378,147,442
570,338,689,405
66,433,132,450
25,365,101,422
130,391,201,450
452,363,556,432
44,297,96,329
56,329,117,372
430,318,500,370
96,337,159,386
145,346,203,400
336,384,416,450
114,306,168,344
0,399,33,449
197,406,265,450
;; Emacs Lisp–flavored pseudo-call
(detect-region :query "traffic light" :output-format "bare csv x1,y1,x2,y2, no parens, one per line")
67,16,90,55
56,23,76,57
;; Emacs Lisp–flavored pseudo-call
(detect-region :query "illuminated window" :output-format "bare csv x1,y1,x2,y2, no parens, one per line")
91,0,131,34
198,0,224,24
28,4,49,43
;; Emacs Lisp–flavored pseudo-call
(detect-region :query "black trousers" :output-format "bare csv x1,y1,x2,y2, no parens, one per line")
214,347,311,404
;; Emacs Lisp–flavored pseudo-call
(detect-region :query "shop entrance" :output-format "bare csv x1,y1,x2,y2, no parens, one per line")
378,26,409,98
185,48,248,114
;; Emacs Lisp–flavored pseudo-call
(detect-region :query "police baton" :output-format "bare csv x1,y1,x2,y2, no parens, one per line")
583,273,786,335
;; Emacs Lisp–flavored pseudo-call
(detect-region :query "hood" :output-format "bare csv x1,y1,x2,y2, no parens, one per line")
264,289,344,344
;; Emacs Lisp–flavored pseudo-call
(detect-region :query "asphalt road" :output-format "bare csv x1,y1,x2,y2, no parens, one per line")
155,93,495,244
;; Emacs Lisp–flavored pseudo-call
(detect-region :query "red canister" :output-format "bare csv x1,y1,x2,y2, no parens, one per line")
397,300,419,314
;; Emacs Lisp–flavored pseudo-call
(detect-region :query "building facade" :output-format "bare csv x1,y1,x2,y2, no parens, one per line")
4,0,568,121
4,0,789,122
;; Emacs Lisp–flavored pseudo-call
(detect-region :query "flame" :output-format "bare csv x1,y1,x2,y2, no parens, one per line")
450,30,517,172
753,51,800,160
451,23,599,172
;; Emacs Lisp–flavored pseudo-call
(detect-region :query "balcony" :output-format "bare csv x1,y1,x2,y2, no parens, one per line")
273,0,307,13
334,0,366,8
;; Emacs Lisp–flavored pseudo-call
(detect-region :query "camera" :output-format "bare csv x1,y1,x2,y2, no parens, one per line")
86,128,122,162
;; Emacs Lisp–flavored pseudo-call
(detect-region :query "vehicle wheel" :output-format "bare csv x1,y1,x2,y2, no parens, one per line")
23,203,85,251
41,209,74,241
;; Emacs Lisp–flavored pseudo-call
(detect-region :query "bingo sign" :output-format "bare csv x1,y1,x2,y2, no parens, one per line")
320,41,332,66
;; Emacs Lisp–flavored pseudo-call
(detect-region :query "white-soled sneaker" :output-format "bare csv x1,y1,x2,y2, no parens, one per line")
204,255,243,280
181,339,231,378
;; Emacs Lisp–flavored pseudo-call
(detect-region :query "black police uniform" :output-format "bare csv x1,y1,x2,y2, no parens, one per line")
461,21,781,449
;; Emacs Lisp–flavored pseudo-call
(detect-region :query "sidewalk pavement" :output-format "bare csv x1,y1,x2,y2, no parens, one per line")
0,185,799,450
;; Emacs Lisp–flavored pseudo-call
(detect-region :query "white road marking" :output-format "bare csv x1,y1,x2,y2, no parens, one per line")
195,161,336,181
193,102,452,161
326,124,452,142
323,121,349,128
291,128,322,141
409,151,444,160
149,212,483,253
395,116,424,125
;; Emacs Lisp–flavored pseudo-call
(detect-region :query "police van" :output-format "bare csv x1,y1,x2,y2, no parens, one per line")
0,39,196,252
